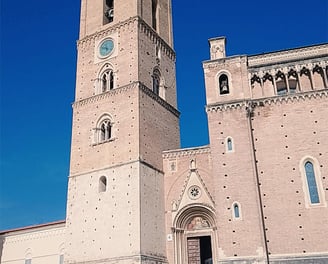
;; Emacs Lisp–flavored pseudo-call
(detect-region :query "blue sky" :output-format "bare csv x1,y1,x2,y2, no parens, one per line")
0,0,327,230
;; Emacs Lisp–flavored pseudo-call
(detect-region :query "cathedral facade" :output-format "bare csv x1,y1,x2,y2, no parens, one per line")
1,0,328,264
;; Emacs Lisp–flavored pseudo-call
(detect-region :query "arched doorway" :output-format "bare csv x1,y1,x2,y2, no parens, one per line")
173,205,218,264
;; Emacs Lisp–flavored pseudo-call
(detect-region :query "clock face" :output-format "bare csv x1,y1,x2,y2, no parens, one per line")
99,39,114,57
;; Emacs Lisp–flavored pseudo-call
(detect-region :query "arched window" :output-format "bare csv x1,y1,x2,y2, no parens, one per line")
94,114,114,145
232,202,241,220
276,80,287,95
288,78,298,94
227,137,233,152
304,161,320,204
152,0,158,30
152,69,161,95
99,119,112,142
99,176,107,193
276,71,287,95
101,70,114,93
233,204,240,219
219,74,229,95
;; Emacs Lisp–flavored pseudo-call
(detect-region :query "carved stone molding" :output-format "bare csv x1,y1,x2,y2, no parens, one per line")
77,17,139,49
163,145,211,159
73,81,180,117
139,82,180,117
77,16,176,63
203,55,247,70
248,44,328,67
73,82,137,108
175,203,216,220
249,57,328,77
65,254,167,264
3,226,66,244
206,101,246,112
206,89,328,113
138,20,176,61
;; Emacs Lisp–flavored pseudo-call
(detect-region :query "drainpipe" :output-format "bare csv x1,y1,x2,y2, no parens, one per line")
246,101,270,264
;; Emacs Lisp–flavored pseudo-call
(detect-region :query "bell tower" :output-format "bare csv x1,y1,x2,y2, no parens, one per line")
65,0,179,263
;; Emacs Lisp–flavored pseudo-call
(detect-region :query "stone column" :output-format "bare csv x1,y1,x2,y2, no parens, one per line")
259,72,264,96
321,64,328,88
271,70,277,95
296,71,302,91
282,68,289,93
308,64,315,90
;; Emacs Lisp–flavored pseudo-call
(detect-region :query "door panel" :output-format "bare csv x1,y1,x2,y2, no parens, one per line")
187,237,201,264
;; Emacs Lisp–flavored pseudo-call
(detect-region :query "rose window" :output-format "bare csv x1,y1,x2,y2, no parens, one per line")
188,185,201,200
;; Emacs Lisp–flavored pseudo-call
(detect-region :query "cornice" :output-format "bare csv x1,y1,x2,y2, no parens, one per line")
0,220,66,235
203,55,247,69
269,252,328,261
203,44,328,70
73,82,137,108
69,159,164,179
73,81,179,117
77,16,138,48
139,82,180,117
1,225,66,244
248,44,328,68
163,145,211,159
206,89,328,112
138,19,176,61
206,100,247,112
76,16,176,62
248,56,328,74
69,254,167,264
69,159,141,179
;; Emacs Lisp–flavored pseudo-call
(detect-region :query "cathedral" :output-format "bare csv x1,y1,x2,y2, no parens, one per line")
1,0,328,263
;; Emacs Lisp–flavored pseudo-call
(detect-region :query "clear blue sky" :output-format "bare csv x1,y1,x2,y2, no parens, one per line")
0,0,327,230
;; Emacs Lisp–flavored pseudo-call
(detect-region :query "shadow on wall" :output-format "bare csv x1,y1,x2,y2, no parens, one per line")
0,235,4,261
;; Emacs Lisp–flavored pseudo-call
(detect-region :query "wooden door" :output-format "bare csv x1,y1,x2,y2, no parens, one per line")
187,237,201,264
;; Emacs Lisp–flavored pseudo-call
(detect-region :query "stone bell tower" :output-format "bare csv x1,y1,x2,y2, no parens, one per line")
65,0,180,263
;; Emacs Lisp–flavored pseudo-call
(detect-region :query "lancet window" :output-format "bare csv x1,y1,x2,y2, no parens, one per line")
276,71,287,95
232,202,241,220
300,157,326,208
94,115,113,144
101,70,114,93
219,74,229,95
234,204,240,218
100,120,112,142
152,69,161,95
226,137,233,152
304,161,320,204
